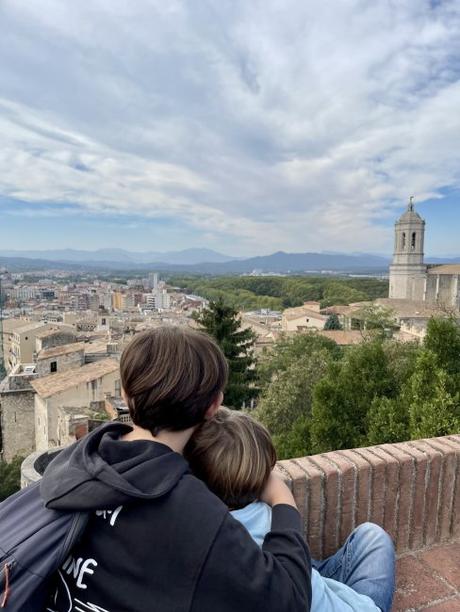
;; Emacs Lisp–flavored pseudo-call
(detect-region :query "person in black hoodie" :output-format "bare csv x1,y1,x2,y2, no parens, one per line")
43,326,312,612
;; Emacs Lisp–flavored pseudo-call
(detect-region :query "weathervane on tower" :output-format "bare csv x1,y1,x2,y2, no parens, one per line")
408,195,415,211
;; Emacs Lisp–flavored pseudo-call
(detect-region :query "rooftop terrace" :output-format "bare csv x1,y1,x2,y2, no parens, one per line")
36,341,85,360
31,357,119,397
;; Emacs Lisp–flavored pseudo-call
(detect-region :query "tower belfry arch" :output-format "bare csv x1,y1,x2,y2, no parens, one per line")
389,197,427,301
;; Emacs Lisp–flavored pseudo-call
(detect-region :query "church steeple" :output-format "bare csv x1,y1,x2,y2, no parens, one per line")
393,196,425,264
389,197,427,300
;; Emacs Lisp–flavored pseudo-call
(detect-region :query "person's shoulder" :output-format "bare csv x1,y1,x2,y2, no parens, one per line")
178,472,229,512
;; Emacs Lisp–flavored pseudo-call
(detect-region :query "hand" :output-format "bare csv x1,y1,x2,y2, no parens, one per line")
261,473,297,509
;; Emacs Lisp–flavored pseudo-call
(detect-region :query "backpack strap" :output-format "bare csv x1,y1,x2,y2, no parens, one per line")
57,512,90,566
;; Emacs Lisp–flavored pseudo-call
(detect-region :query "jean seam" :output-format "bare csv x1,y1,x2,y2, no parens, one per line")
345,532,354,579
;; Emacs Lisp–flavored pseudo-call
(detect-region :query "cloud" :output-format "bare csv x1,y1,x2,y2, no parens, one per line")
0,0,459,254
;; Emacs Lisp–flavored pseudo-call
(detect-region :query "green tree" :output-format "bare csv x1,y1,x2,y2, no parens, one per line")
367,340,420,445
324,313,342,330
408,350,460,439
320,282,368,308
169,274,389,314
352,304,397,338
195,297,257,408
311,339,397,452
424,317,460,398
254,349,332,459
424,317,460,376
383,340,420,391
367,396,409,445
257,332,341,388
272,416,311,462
0,456,24,501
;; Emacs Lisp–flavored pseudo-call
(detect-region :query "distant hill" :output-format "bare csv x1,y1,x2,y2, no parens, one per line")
197,251,391,273
2,249,458,275
426,257,460,264
0,250,390,274
0,248,235,265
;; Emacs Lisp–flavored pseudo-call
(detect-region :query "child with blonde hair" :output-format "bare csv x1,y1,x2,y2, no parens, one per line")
186,407,395,612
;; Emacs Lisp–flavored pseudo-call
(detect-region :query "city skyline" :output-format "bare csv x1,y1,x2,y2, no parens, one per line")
1,1,460,257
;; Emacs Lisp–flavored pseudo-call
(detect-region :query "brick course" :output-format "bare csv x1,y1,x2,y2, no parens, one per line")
278,435,460,559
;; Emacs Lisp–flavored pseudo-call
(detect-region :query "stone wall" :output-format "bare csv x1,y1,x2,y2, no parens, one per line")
56,407,89,448
0,387,35,462
36,348,84,377
35,329,76,352
276,435,460,559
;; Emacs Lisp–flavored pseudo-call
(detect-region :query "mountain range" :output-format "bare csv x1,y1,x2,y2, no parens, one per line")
0,249,459,275
0,248,235,265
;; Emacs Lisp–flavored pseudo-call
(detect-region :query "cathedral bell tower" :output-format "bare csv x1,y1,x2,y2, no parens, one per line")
389,197,427,300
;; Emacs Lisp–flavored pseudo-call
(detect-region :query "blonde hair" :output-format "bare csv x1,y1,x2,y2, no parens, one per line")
185,407,277,509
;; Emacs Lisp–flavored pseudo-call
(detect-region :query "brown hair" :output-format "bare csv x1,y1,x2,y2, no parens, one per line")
120,326,228,434
185,407,277,509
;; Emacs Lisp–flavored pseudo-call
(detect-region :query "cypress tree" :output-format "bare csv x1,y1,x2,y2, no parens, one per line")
195,297,257,409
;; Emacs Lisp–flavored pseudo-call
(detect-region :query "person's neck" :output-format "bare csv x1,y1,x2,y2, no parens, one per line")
122,423,195,454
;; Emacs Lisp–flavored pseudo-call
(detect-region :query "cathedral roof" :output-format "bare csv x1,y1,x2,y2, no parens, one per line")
427,264,460,275
397,208,424,224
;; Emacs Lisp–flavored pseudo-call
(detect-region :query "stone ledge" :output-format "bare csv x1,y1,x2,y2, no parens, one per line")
276,434,460,559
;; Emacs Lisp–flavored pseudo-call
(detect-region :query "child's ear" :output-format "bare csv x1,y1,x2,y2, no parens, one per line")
204,391,223,420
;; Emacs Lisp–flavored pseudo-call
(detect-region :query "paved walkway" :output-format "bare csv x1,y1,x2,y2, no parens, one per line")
393,541,460,611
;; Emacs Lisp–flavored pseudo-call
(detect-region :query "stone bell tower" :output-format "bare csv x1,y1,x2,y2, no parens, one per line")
389,197,427,300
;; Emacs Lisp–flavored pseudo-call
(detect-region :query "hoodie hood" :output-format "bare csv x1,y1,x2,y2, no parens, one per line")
40,421,190,511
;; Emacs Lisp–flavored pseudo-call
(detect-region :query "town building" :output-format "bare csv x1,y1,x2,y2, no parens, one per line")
0,364,38,461
148,272,159,290
1,318,31,373
35,342,86,377
8,322,59,370
34,326,76,353
281,302,328,332
32,358,120,451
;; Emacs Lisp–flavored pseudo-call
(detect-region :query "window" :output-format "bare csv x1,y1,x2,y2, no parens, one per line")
411,232,416,250
50,361,57,373
401,232,406,250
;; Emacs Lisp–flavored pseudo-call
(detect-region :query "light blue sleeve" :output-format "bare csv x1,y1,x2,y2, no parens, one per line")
230,501,272,547
231,503,379,612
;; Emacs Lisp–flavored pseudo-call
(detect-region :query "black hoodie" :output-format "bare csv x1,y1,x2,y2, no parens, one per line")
41,422,311,612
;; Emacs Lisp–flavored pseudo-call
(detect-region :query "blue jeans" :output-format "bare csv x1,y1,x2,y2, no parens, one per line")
312,522,395,612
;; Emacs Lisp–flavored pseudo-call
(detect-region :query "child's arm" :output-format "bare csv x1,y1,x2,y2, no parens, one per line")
190,508,312,612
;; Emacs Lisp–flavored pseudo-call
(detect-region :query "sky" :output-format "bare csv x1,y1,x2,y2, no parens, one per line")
0,0,460,258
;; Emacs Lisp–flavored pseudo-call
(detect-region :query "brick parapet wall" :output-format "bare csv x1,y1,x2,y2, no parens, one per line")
276,435,460,559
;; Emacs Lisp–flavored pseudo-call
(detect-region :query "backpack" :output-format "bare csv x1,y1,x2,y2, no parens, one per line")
0,481,88,611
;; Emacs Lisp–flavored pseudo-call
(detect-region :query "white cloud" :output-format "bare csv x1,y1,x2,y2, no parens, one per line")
0,0,459,254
